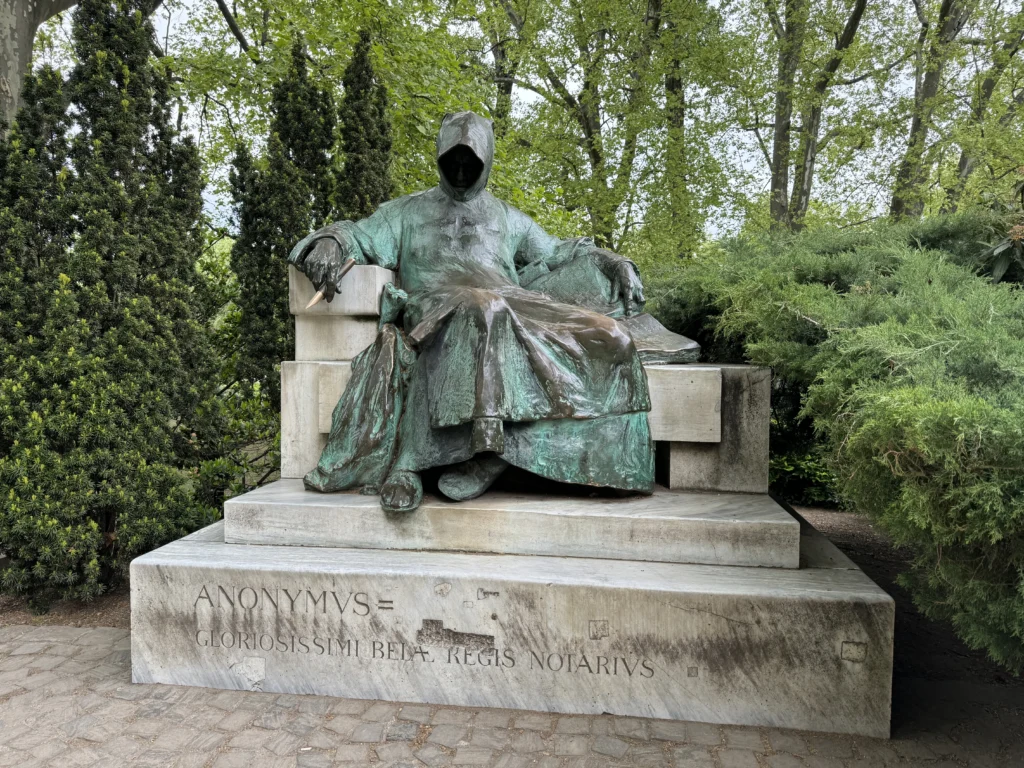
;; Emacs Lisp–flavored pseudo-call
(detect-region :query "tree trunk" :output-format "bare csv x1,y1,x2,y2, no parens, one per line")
665,47,694,255
768,0,807,231
889,0,973,220
788,0,866,230
944,8,1024,212
1,0,77,129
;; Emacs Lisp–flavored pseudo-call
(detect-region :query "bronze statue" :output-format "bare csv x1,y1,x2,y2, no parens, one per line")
289,112,694,513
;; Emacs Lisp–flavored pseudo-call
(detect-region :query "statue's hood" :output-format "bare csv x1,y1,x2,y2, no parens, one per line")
436,111,494,202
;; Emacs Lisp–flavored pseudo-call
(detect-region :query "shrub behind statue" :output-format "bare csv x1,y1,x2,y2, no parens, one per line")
652,211,1024,672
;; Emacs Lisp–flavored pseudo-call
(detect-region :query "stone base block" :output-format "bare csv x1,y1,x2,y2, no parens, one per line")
657,365,771,493
131,521,892,737
224,479,801,568
295,315,379,361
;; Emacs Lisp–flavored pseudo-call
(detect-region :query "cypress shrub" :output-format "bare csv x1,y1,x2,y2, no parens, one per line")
0,0,222,607
650,210,1024,671
336,29,393,220
229,38,336,408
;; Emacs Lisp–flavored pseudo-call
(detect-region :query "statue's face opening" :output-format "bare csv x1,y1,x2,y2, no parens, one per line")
439,145,484,194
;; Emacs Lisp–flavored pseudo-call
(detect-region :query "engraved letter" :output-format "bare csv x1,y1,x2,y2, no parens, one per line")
217,585,235,608
353,593,370,616
238,587,258,610
306,590,327,613
194,586,214,608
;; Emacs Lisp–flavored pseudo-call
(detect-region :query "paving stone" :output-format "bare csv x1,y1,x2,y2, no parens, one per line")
334,744,372,761
228,729,272,749
671,744,714,765
362,702,399,722
509,730,547,752
765,755,804,768
718,748,761,768
492,757,532,768
627,743,673,767
686,721,724,746
452,747,492,765
428,725,470,748
47,746,105,767
612,716,648,740
648,720,688,742
801,757,844,768
329,699,368,716
805,735,855,758
399,704,434,723
294,751,334,768
473,710,513,728
724,726,765,750
376,742,417,760
432,709,475,725
134,749,182,767
513,712,554,731
387,720,422,740
217,708,258,731
554,716,592,734
765,730,808,755
323,715,360,737
415,743,453,767
551,734,589,755
256,707,293,729
263,729,306,756
469,726,509,749
349,721,385,742
592,735,629,758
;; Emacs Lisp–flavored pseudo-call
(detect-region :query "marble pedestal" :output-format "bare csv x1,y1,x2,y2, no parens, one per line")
131,493,894,738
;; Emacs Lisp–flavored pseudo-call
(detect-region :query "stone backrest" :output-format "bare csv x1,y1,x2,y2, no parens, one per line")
282,266,770,493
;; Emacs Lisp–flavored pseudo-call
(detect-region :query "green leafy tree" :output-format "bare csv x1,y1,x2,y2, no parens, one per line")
0,0,223,607
229,38,335,407
336,29,393,220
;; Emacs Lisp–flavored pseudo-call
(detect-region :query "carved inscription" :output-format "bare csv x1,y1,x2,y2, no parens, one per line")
193,584,377,615
192,585,657,679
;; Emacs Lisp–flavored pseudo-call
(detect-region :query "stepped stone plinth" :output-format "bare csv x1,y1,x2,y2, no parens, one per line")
224,479,801,569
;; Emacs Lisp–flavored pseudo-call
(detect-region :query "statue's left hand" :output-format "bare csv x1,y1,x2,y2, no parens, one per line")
609,261,645,317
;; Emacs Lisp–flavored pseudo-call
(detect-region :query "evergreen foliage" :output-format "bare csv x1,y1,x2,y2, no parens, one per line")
650,210,1024,671
0,0,223,607
229,39,335,407
336,30,393,221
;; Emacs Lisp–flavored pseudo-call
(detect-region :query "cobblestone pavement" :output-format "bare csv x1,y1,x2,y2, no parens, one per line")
0,625,1021,768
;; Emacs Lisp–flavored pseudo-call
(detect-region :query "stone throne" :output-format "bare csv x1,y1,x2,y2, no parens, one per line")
130,265,895,738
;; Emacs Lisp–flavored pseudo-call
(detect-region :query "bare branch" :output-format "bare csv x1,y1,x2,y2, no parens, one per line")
213,0,255,57
837,52,913,86
764,0,784,40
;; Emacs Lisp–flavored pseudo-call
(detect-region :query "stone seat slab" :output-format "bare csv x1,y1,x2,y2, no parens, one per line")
130,519,893,737
223,479,800,568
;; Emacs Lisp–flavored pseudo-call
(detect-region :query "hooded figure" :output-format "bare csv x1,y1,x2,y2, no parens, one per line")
289,111,655,512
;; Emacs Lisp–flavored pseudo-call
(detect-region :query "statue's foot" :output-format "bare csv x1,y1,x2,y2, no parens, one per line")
380,469,423,513
438,454,509,501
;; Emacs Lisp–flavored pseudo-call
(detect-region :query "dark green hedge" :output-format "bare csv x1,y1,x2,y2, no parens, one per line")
648,211,1024,672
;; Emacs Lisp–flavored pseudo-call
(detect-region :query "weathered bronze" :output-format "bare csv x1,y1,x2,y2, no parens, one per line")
289,111,690,513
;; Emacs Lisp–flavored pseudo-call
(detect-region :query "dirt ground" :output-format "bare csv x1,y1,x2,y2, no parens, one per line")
2,505,1021,691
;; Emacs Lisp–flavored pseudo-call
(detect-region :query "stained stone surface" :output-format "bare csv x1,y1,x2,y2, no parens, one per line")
4,622,1018,768
658,366,771,494
131,521,893,738
294,315,380,361
223,479,801,568
288,264,394,317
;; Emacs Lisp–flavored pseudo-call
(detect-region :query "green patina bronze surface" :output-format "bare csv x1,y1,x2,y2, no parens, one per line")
290,111,689,512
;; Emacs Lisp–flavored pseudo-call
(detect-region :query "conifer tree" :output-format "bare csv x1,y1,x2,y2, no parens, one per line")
336,29,393,220
0,0,222,606
230,38,335,407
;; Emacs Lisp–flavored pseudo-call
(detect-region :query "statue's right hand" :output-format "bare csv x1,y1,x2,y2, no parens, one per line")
303,238,346,301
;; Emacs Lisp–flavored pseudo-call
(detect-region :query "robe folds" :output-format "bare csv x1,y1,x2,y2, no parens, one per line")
291,112,654,494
